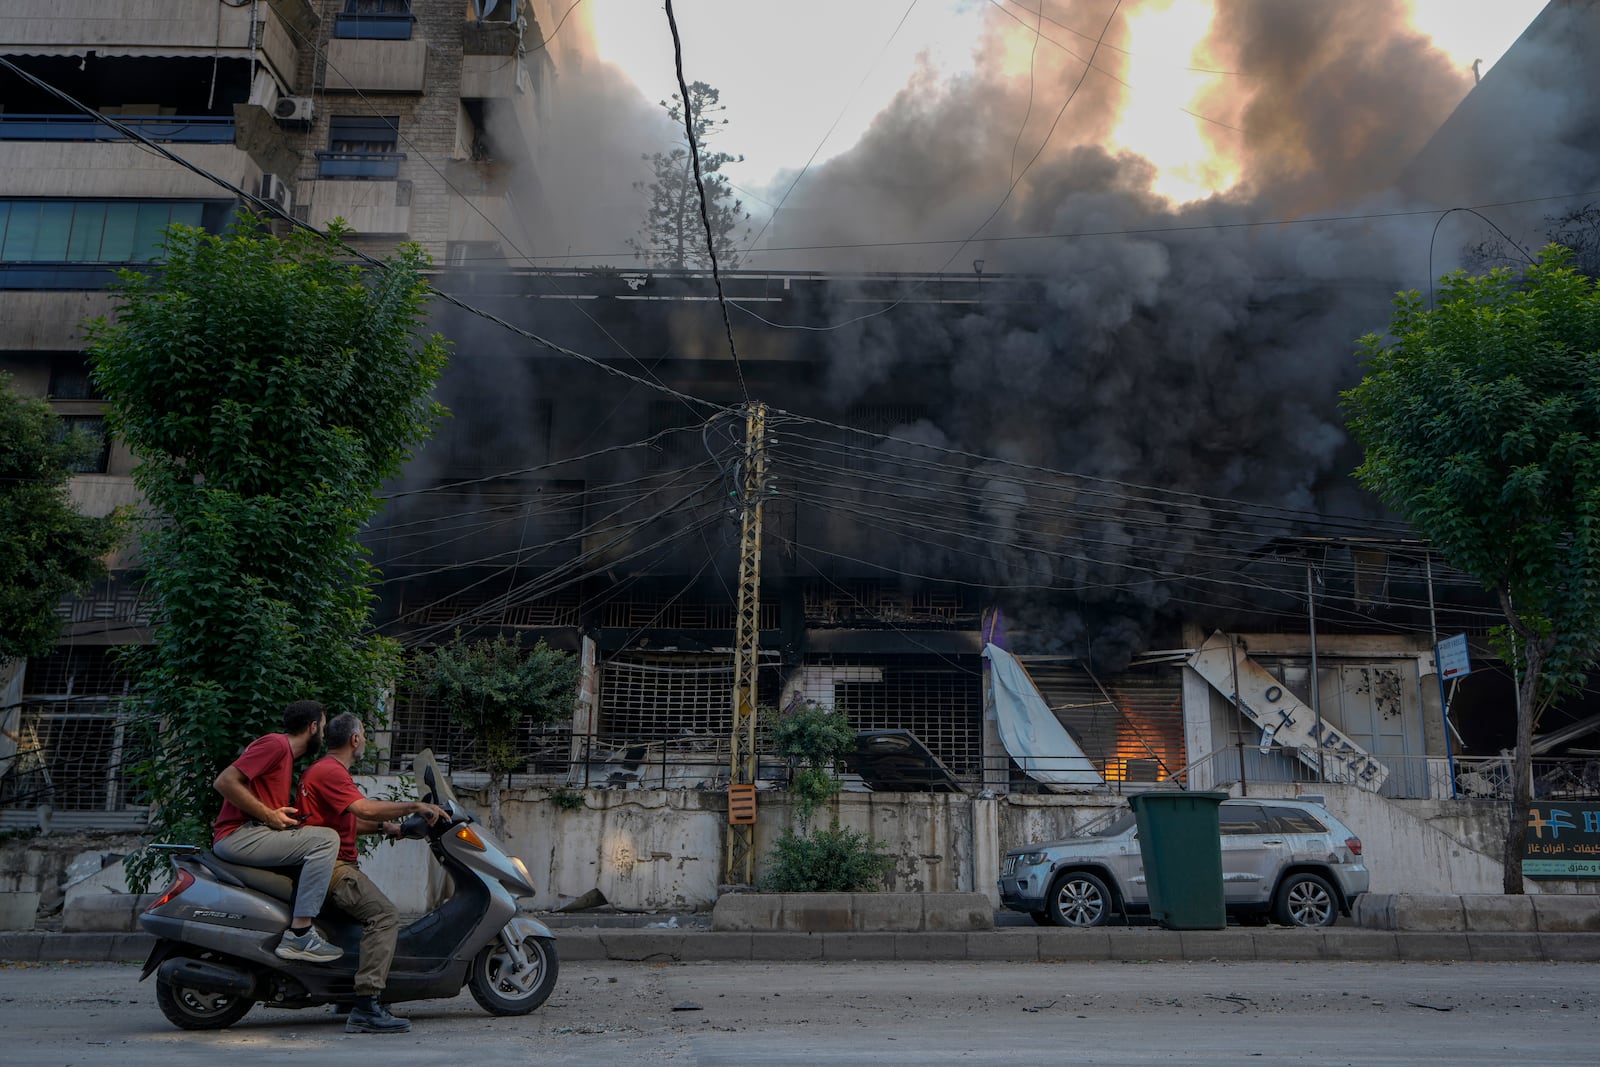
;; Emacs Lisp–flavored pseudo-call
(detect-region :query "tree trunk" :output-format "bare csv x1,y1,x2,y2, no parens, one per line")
1500,641,1545,895
489,773,505,840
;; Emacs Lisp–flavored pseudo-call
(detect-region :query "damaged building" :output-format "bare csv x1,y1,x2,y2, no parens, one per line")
4,1,1600,904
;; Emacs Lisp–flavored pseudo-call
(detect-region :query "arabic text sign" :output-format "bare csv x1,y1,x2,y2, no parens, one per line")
1436,633,1472,681
1523,802,1600,879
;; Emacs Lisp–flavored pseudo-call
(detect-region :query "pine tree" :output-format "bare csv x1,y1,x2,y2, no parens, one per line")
629,81,750,269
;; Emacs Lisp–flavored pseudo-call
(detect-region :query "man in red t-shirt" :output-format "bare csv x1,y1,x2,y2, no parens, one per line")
299,711,447,1034
212,699,342,964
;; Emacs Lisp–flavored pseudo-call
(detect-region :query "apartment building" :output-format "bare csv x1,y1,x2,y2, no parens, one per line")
0,0,560,824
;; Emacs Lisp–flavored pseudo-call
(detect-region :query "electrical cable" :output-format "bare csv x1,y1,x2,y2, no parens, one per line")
0,56,730,417
742,0,920,261
661,0,749,403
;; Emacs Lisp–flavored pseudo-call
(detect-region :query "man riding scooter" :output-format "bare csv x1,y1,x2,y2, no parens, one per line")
211,700,342,964
298,712,447,1034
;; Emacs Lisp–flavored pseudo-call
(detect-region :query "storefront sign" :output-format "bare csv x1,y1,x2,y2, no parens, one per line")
1523,802,1600,878
1436,633,1471,681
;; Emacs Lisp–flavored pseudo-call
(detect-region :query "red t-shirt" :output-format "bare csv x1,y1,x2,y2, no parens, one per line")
298,755,366,862
212,733,294,843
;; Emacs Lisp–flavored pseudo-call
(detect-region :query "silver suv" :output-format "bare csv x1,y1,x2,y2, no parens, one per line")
998,796,1369,928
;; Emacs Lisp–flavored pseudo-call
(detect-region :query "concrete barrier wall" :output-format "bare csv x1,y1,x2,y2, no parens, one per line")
24,778,1600,930
1354,893,1600,932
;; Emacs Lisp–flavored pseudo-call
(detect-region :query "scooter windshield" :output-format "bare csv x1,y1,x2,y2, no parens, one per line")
412,748,462,814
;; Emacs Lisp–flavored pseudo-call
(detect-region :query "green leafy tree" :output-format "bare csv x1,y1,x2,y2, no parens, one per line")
770,701,857,831
1344,246,1600,894
761,702,894,892
0,375,121,665
88,218,447,887
413,632,579,837
628,81,750,269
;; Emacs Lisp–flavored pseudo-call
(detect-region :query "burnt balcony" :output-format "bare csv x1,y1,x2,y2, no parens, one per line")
463,0,535,56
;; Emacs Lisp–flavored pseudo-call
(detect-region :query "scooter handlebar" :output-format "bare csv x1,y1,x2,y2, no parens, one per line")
397,812,433,839
397,808,472,840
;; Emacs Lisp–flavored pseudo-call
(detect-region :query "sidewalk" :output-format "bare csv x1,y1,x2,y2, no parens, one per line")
4,925,1597,965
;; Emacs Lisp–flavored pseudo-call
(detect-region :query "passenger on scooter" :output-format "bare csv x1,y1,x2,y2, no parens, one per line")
298,711,449,1034
212,699,344,964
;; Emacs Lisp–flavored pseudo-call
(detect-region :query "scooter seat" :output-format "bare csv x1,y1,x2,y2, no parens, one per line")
199,852,300,903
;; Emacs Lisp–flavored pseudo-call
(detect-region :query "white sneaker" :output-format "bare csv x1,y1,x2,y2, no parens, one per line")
275,926,343,963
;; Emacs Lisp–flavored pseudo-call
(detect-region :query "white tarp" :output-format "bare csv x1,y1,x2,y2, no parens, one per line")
984,643,1104,787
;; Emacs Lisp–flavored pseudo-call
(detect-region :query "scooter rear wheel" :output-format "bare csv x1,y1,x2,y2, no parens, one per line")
467,934,559,1016
155,975,253,1030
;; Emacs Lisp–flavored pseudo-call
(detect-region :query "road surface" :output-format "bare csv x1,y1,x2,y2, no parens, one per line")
2,957,1596,1065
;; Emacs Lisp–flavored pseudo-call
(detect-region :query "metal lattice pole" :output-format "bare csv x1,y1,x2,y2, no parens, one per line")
724,401,766,885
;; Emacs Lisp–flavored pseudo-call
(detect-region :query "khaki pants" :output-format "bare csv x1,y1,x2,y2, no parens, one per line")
327,861,398,996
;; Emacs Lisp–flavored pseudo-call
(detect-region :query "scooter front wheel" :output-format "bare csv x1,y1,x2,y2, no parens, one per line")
467,933,559,1016
155,975,253,1030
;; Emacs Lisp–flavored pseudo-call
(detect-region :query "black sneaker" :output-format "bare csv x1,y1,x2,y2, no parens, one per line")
345,995,410,1034
275,926,343,963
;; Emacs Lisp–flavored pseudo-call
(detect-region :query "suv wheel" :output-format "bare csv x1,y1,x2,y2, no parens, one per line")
1047,870,1113,927
1274,872,1338,927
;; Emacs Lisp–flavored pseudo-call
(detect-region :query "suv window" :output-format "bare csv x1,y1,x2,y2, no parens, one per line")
1218,804,1271,835
1268,806,1328,834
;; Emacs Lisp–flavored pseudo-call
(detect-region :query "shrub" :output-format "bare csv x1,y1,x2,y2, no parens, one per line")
760,821,894,893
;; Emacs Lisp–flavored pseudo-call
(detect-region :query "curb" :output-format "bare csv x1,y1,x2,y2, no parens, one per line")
4,929,1599,965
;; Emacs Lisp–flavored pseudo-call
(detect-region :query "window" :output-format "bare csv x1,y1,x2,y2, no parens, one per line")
318,116,403,178
46,353,101,400
1218,804,1272,836
1268,806,1328,834
60,415,110,474
0,200,217,263
445,240,503,266
335,0,416,40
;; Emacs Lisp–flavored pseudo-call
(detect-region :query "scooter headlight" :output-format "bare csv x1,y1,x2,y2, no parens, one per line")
511,856,536,893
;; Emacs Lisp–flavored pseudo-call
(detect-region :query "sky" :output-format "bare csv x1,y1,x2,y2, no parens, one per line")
580,0,1547,203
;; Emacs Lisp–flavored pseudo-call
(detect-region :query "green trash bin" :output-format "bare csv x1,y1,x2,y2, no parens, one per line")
1128,791,1228,930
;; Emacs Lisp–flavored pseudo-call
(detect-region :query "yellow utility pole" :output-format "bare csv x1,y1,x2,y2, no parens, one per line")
724,401,766,884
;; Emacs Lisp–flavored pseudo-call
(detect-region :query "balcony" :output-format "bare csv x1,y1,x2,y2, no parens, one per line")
0,114,236,144
0,0,304,92
315,150,405,179
299,179,412,237
463,0,536,56
0,141,260,200
334,13,415,40
324,37,428,94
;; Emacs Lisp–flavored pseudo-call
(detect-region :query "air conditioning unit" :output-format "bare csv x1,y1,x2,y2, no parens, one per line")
272,96,314,126
258,173,293,214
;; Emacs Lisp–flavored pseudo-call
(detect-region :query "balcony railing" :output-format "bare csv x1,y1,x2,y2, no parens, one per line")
0,114,236,143
315,150,405,179
334,12,416,39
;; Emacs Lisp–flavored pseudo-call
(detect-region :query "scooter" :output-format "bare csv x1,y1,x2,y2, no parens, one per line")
137,749,558,1030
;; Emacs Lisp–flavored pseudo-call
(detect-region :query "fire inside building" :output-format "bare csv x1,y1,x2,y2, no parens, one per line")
3,1,1600,901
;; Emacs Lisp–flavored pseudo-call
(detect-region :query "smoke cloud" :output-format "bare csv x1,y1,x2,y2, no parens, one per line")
385,1,1597,669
